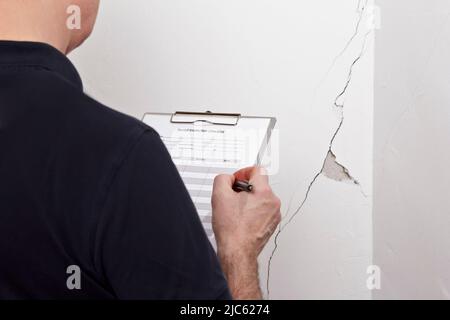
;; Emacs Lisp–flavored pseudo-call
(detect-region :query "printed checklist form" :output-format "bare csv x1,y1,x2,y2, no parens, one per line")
143,112,276,245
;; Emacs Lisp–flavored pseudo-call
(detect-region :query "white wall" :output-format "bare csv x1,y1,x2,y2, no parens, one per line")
71,0,374,299
374,0,450,299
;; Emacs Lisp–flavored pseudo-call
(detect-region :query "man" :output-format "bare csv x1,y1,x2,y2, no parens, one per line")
0,0,281,299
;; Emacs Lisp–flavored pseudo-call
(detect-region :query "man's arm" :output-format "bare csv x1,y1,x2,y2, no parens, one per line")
97,129,280,299
212,167,282,300
217,248,262,299
97,130,231,299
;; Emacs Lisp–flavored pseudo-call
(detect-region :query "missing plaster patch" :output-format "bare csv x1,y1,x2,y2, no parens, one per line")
322,151,359,184
266,0,370,298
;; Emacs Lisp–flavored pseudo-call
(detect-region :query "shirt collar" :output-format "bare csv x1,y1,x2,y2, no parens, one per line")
0,40,83,90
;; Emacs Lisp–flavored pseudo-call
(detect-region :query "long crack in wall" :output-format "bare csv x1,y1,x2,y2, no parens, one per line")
265,0,371,298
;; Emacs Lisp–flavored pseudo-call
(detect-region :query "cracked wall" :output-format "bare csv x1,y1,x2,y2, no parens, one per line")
322,151,359,184
71,0,374,299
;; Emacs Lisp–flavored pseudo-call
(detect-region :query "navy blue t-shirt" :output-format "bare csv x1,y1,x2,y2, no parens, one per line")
0,41,231,299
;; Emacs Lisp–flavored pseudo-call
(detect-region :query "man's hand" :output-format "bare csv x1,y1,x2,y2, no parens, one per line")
212,166,281,300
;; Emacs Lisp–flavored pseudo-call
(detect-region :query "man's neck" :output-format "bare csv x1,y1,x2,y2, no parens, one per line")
0,1,71,54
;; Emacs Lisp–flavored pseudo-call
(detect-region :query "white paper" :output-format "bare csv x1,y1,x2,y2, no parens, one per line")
143,113,274,243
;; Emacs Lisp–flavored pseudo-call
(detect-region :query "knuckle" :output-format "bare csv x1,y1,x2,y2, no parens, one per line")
213,174,227,185
273,196,282,210
258,185,272,196
214,174,225,181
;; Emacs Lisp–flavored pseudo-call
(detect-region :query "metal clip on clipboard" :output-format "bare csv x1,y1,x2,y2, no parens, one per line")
170,111,241,126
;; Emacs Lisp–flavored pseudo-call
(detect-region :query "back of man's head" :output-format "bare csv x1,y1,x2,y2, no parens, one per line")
0,0,100,54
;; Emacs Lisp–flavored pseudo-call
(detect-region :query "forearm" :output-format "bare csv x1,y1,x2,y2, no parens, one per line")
218,249,262,300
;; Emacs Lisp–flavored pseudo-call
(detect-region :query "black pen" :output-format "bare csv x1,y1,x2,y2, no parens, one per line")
232,180,254,193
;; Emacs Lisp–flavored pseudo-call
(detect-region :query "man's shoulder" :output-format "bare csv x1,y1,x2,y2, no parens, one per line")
19,66,158,152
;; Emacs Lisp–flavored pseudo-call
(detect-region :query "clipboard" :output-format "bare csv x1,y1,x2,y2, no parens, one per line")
142,111,276,245
143,111,276,166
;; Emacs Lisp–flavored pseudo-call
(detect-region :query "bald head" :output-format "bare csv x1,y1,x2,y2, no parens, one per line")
0,0,100,54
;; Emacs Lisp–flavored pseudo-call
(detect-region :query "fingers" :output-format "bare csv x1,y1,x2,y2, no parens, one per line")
214,166,269,195
234,166,269,189
233,167,255,181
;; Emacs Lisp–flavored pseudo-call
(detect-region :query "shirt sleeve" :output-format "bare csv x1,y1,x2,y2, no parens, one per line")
95,129,231,300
